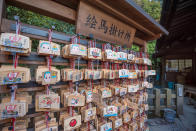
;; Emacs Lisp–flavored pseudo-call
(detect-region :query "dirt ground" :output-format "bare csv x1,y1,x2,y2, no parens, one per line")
148,97,196,131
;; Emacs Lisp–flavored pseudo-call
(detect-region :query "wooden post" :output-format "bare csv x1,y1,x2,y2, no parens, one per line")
161,56,166,88
193,52,196,85
165,88,171,108
155,88,161,116
0,0,6,32
176,84,183,115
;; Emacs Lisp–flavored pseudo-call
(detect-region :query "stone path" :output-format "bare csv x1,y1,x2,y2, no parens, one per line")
148,97,196,131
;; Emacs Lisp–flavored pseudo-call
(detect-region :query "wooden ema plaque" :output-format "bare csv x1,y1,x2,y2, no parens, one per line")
129,122,138,131
127,84,139,93
109,117,123,129
98,87,112,98
0,101,27,119
35,117,58,131
109,70,116,79
38,40,60,56
148,70,156,75
104,49,118,61
38,94,60,110
123,112,131,123
102,106,118,117
119,87,127,96
42,71,58,85
85,90,93,103
0,65,31,85
36,66,60,84
129,71,137,79
102,69,110,79
119,69,129,78
63,115,81,131
67,93,85,107
117,52,127,61
76,1,136,47
0,33,31,54
62,44,87,58
128,54,135,61
92,93,102,105
88,48,102,59
99,122,112,131
84,69,94,79
81,107,96,122
93,70,102,80
110,85,120,95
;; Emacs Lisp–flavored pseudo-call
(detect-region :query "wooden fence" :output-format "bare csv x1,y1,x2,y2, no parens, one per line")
148,85,184,116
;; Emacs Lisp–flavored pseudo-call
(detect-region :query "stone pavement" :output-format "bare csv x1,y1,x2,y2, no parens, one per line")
148,97,196,131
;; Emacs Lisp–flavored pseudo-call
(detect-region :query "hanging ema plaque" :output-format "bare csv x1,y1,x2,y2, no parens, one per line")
0,102,27,119
76,1,136,47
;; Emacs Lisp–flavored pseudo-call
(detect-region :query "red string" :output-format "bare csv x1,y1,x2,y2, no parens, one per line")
12,118,15,131
72,106,74,116
14,54,18,69
78,36,80,45
45,112,49,129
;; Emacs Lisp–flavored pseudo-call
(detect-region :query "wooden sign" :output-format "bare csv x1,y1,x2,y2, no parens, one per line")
36,66,60,84
67,93,85,107
88,48,102,59
62,44,87,57
119,69,129,78
76,1,136,46
99,122,112,131
103,106,118,117
0,102,26,119
0,33,31,54
0,65,31,85
38,94,60,109
38,40,60,56
64,115,81,131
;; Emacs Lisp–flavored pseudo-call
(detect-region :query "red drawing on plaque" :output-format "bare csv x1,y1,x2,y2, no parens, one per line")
69,119,77,127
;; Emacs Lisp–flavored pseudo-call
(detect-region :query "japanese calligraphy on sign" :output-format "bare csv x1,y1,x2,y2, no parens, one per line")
76,1,136,46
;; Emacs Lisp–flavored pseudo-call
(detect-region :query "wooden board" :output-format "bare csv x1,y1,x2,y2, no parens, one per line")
76,1,136,47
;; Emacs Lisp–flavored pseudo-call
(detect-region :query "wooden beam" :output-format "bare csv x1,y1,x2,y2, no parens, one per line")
85,0,156,39
133,37,146,46
6,0,76,24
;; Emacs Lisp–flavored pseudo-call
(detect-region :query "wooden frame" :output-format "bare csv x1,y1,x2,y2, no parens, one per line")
0,0,167,127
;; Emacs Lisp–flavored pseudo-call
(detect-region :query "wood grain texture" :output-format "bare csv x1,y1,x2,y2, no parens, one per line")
6,0,76,24
76,1,136,47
